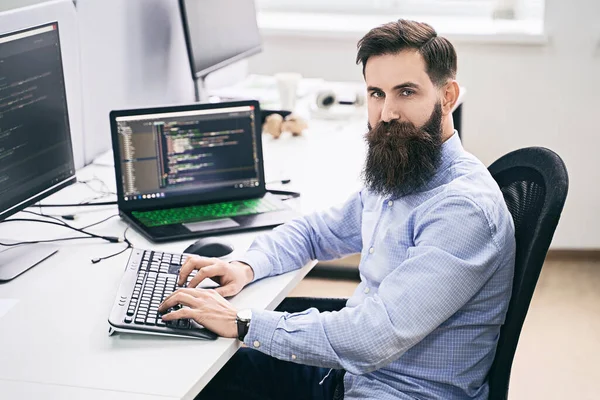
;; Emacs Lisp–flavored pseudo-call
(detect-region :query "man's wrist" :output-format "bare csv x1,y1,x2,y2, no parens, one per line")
231,261,255,284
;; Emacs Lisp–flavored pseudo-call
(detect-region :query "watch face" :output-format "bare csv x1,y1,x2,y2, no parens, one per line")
238,309,252,321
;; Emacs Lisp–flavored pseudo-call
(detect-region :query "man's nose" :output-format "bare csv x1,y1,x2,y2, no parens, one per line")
381,100,400,123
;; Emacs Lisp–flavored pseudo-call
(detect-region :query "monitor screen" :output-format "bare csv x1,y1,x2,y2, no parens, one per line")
0,22,76,220
179,0,262,78
113,102,263,206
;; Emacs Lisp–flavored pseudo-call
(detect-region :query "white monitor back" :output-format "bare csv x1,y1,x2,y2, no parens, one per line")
0,0,85,168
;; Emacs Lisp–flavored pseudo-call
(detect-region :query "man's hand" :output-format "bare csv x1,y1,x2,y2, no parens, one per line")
158,288,238,338
178,256,254,298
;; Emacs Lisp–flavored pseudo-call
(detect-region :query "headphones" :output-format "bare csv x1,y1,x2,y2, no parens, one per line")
311,89,366,120
315,90,366,109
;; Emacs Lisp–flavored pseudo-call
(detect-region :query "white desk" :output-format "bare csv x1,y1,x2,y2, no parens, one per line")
0,164,314,400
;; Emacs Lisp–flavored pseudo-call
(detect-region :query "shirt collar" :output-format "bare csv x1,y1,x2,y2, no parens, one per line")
437,130,463,173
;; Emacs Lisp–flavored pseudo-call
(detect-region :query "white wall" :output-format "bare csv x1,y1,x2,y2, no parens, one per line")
248,0,600,249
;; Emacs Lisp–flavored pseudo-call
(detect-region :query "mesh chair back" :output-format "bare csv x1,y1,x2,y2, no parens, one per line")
487,147,569,400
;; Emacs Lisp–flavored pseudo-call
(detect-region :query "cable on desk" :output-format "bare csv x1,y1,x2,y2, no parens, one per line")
0,235,115,246
1,215,121,244
32,200,118,208
25,210,131,263
81,214,119,230
267,189,301,200
91,227,133,264
0,212,133,264
78,177,116,196
265,179,291,185
30,177,117,211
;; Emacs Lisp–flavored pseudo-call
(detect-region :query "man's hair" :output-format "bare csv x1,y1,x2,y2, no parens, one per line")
356,19,457,87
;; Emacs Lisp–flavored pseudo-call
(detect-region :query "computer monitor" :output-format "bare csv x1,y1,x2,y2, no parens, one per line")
0,22,76,282
179,0,262,102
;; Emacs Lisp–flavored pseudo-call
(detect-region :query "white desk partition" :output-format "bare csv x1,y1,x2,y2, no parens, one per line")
76,0,197,164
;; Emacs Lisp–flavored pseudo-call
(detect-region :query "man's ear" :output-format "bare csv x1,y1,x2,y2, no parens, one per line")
441,80,460,115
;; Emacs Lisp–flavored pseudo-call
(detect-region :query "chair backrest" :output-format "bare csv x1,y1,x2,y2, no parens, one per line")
487,147,569,400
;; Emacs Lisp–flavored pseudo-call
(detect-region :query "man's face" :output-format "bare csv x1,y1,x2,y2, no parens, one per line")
365,50,439,129
362,50,445,198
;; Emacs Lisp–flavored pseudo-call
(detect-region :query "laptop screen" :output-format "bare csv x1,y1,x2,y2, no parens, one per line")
112,102,263,208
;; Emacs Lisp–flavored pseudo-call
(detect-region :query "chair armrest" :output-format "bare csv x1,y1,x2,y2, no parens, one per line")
275,297,347,313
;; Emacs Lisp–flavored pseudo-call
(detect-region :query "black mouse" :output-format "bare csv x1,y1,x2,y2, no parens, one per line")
183,237,234,258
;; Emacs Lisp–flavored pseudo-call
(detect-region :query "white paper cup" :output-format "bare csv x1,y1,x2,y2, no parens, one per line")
275,72,302,111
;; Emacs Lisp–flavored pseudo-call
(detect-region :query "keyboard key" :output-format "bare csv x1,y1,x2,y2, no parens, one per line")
124,316,132,323
179,319,190,329
145,318,156,325
135,317,145,324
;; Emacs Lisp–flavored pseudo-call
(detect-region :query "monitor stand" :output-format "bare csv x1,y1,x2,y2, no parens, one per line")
0,242,58,282
193,75,210,103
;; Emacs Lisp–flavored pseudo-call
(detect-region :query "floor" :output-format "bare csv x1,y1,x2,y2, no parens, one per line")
289,253,600,400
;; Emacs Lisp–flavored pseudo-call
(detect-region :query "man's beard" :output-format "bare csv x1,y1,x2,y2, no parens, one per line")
362,102,444,198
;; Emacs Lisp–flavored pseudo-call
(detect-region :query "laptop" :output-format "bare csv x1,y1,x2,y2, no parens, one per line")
109,100,298,242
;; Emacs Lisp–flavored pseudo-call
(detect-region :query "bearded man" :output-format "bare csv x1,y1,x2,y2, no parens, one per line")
159,19,516,400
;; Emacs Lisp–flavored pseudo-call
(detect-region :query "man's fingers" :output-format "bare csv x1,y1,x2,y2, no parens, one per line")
160,288,206,309
161,307,193,321
158,292,197,313
215,284,239,298
178,256,217,285
187,264,226,288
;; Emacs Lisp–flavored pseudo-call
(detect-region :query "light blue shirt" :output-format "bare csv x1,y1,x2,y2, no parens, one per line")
240,133,516,399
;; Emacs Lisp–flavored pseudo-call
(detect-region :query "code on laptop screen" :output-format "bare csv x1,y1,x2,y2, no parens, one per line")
115,105,261,202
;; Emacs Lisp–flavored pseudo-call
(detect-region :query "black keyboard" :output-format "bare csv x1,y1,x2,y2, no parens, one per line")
108,249,218,340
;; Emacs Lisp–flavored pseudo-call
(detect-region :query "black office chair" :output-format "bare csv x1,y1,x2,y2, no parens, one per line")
486,147,568,399
276,147,569,399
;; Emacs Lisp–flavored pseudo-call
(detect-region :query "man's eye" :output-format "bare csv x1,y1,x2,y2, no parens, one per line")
370,91,384,98
400,89,414,97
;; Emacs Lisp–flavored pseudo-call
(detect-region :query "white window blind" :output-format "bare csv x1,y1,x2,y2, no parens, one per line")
256,0,543,20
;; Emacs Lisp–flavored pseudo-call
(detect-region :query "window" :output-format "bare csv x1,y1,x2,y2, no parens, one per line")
256,0,544,21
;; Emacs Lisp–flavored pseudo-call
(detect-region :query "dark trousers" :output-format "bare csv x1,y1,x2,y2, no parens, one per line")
196,347,345,400
197,297,348,400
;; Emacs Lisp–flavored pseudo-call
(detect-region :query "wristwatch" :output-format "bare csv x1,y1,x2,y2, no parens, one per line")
236,309,252,341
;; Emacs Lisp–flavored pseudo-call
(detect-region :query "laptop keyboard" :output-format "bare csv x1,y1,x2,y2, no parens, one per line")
131,197,285,227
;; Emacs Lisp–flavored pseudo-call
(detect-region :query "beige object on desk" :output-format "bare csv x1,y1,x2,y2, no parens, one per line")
263,113,284,138
263,113,308,139
281,114,308,136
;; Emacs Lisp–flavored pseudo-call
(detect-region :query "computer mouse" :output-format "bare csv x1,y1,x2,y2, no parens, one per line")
183,237,234,258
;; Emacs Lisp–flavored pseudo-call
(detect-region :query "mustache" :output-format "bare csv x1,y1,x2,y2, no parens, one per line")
366,119,437,146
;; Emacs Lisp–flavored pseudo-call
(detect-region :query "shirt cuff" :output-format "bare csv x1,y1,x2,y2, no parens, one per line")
237,250,272,282
243,308,282,356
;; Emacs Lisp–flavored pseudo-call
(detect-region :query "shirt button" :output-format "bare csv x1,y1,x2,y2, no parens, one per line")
369,247,374,254
291,354,297,360
253,340,261,348
364,287,370,294
388,200,393,207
